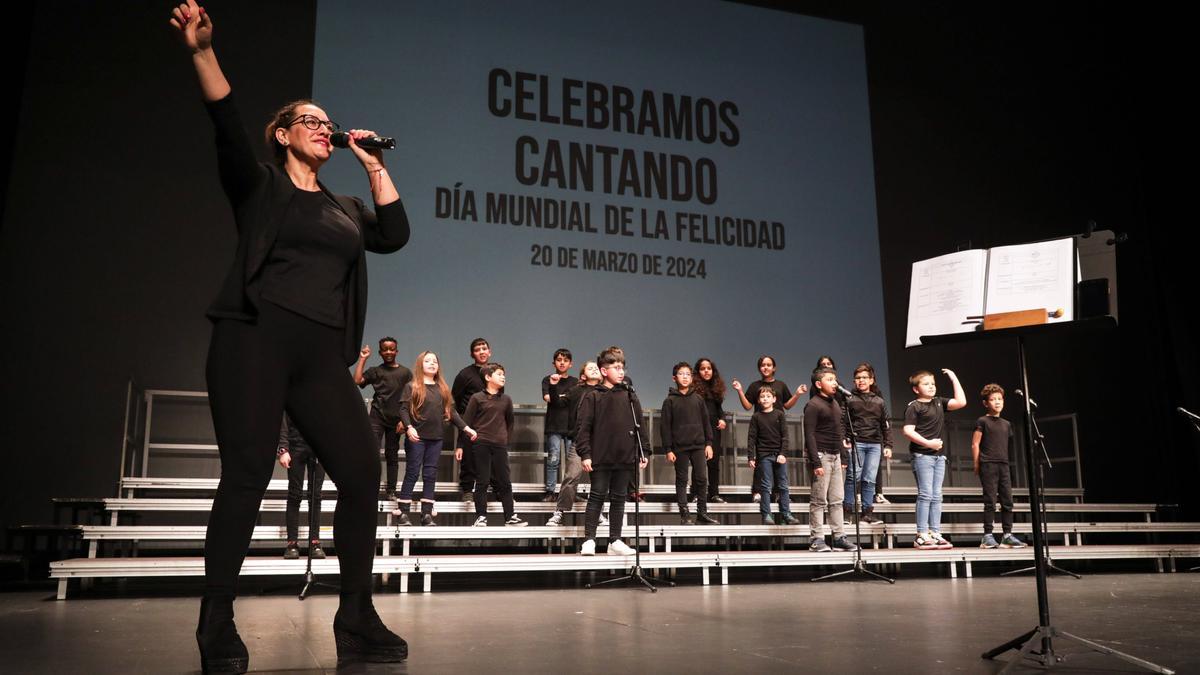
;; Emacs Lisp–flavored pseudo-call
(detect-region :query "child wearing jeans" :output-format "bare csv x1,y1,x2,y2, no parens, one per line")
747,388,799,526
902,368,966,549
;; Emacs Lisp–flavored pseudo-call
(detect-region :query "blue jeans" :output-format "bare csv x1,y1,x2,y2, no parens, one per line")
911,452,946,533
545,433,567,492
756,456,792,517
844,442,882,507
398,438,443,504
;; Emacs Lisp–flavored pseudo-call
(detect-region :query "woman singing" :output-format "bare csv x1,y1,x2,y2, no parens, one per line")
170,2,409,671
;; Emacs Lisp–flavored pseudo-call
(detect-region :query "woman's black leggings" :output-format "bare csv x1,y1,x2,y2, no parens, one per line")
205,301,379,595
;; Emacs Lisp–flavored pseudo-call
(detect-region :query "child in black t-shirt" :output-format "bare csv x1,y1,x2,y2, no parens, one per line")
353,337,413,506
902,368,966,549
541,348,577,501
972,384,1026,549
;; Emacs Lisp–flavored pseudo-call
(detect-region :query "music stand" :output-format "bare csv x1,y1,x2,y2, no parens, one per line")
924,318,1172,674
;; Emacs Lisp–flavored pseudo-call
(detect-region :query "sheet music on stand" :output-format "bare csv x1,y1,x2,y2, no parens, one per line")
906,237,1076,347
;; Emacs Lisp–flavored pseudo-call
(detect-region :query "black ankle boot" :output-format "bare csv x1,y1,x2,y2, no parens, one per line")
333,591,408,666
196,595,248,674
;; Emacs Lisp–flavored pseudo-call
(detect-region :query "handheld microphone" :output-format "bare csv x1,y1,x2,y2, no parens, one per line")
331,131,396,150
1013,389,1038,409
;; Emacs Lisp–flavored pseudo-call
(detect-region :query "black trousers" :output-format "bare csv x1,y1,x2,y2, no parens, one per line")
205,301,379,595
472,443,514,518
285,450,325,542
457,431,477,492
584,465,634,540
980,461,1014,534
369,407,401,493
674,448,708,513
706,428,723,498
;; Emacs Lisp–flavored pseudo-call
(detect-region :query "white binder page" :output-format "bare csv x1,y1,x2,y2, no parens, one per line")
906,249,988,347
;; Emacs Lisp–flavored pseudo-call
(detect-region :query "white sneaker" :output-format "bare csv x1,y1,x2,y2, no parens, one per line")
581,539,596,556
472,516,488,527
874,493,889,504
599,513,609,527
546,511,564,526
607,539,635,555
753,493,761,503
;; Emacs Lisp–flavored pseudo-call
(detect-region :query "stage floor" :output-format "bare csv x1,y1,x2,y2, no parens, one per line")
1,573,1197,673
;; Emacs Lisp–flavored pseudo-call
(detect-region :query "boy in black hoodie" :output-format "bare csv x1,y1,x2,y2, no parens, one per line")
661,362,717,525
576,346,647,556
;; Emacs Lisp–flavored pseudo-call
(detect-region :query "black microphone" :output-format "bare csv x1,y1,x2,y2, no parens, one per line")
1013,389,1038,409
331,131,396,150
836,385,855,398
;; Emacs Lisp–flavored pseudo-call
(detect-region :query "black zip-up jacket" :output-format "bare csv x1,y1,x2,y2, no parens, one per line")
203,94,410,366
747,408,788,460
659,388,712,453
846,390,893,447
575,383,644,465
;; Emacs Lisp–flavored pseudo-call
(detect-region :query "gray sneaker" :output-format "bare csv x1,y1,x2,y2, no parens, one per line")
980,533,1000,548
830,536,859,552
1000,533,1027,548
809,537,831,552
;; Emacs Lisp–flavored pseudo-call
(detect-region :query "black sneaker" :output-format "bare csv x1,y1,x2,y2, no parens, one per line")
396,512,411,526
809,538,832,552
830,536,859,552
860,508,882,525
709,495,727,504
696,513,719,525
680,513,696,525
284,542,300,559
421,514,436,526
309,542,326,559
761,515,775,525
780,513,801,525
541,492,557,502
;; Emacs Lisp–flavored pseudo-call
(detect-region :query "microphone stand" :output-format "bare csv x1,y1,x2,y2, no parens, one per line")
588,383,673,593
299,454,338,600
1000,398,1079,580
814,389,894,584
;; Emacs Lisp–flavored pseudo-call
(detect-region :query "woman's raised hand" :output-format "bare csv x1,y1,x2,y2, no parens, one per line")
169,1,213,53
